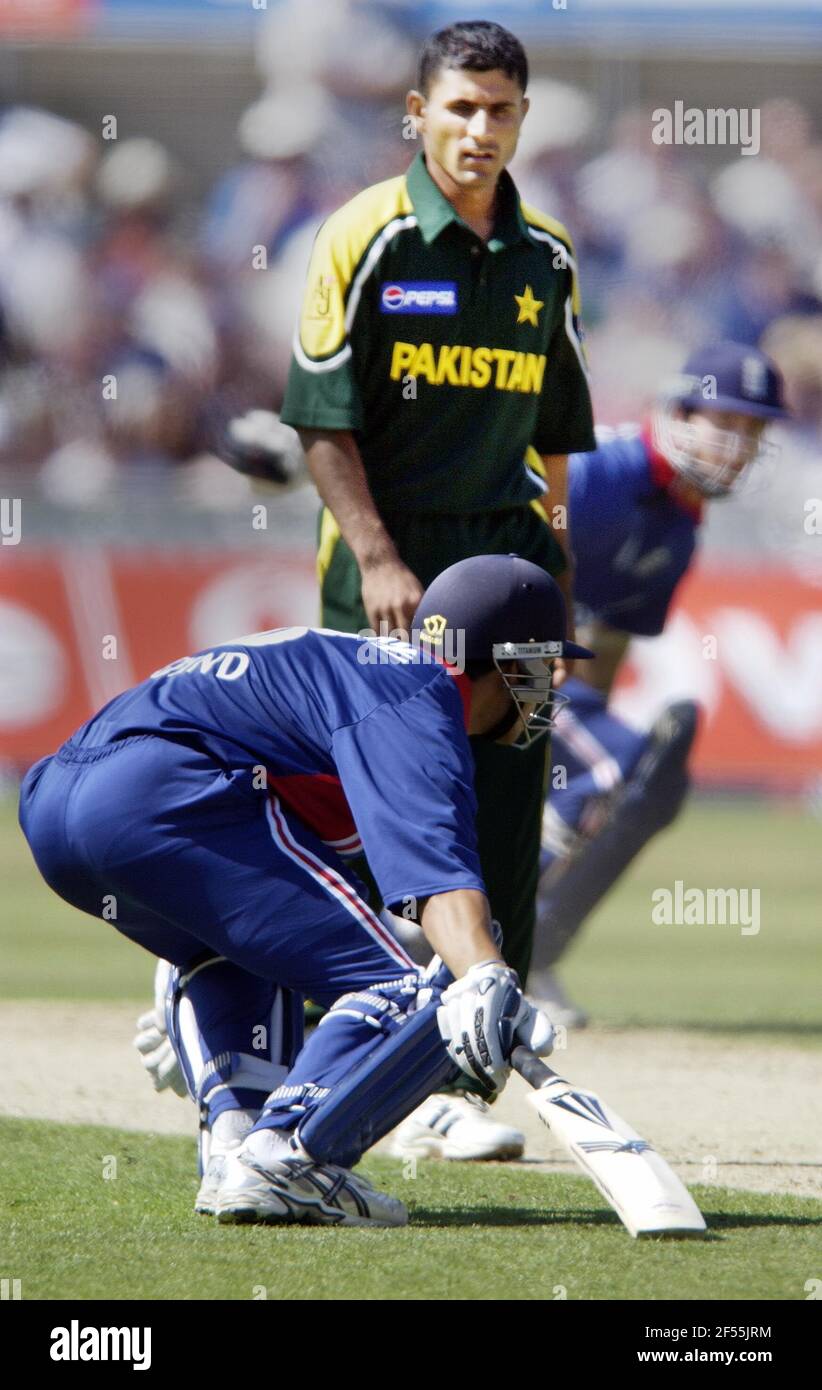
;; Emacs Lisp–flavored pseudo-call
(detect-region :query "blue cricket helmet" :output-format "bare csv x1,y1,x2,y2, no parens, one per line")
413,553,593,663
670,342,787,420
413,555,593,749
654,342,788,497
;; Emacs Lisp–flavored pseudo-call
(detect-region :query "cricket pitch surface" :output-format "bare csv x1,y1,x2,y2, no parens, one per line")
5,1002,820,1199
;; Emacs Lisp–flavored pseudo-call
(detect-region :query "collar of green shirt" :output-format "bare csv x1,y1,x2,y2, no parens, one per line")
406,150,531,251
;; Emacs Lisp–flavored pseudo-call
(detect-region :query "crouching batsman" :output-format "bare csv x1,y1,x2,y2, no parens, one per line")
19,555,592,1228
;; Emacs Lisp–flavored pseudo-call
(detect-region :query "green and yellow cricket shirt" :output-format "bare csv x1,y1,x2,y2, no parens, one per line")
280,150,596,515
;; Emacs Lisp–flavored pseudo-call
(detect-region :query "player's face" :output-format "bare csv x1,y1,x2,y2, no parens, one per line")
691,410,765,476
469,668,514,735
407,67,528,189
662,405,773,497
472,660,555,747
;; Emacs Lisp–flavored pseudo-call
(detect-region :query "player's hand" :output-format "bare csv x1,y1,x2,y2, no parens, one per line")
132,959,187,1097
133,1010,187,1095
515,998,555,1056
360,558,424,639
437,960,545,1092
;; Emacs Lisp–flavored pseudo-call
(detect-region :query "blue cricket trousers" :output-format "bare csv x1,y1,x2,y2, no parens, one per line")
19,733,426,1138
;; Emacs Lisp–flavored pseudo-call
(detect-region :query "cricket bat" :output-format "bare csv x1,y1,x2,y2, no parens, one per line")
511,1046,707,1238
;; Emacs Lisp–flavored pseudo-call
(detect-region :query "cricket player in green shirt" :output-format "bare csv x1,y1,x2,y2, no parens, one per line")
280,20,596,1160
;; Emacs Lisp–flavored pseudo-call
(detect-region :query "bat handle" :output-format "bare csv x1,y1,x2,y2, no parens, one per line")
511,1044,561,1090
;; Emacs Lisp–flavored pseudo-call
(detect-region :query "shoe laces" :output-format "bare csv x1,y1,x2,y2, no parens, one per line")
462,1092,491,1116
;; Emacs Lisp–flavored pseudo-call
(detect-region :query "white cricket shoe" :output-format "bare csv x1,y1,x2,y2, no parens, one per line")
195,1108,257,1215
390,1092,525,1161
215,1129,408,1228
527,968,589,1029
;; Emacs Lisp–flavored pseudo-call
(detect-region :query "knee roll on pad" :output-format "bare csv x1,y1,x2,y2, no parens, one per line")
318,975,420,1035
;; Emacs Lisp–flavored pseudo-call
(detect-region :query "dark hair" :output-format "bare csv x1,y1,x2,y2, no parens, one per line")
418,20,528,97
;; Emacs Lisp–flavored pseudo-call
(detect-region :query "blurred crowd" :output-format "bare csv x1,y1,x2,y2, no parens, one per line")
0,0,820,544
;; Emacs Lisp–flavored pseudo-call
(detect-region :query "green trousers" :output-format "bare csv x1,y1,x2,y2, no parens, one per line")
318,505,564,984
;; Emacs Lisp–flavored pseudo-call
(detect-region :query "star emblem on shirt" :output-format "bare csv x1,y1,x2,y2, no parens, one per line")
514,284,544,327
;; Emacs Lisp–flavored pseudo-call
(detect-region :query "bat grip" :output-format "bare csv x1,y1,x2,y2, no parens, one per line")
511,1044,557,1090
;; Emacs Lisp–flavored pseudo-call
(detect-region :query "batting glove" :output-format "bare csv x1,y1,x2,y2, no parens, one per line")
133,1012,187,1095
437,960,553,1093
132,959,187,1097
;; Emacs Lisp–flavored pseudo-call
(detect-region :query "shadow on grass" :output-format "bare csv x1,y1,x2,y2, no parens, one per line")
408,1206,822,1232
592,1021,822,1039
408,1205,623,1228
700,1210,822,1232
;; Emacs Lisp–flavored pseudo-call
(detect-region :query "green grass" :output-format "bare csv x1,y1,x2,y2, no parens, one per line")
561,798,822,1037
4,796,821,1302
1,1118,819,1301
4,795,821,1039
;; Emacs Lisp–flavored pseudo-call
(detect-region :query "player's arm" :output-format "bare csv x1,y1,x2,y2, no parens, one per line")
280,213,423,634
539,452,575,684
573,618,630,698
539,453,572,569
416,887,502,978
333,681,554,1090
297,427,423,635
567,435,689,697
530,228,595,687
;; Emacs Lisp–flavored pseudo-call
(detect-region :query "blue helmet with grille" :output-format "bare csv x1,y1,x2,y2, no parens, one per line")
413,554,593,747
